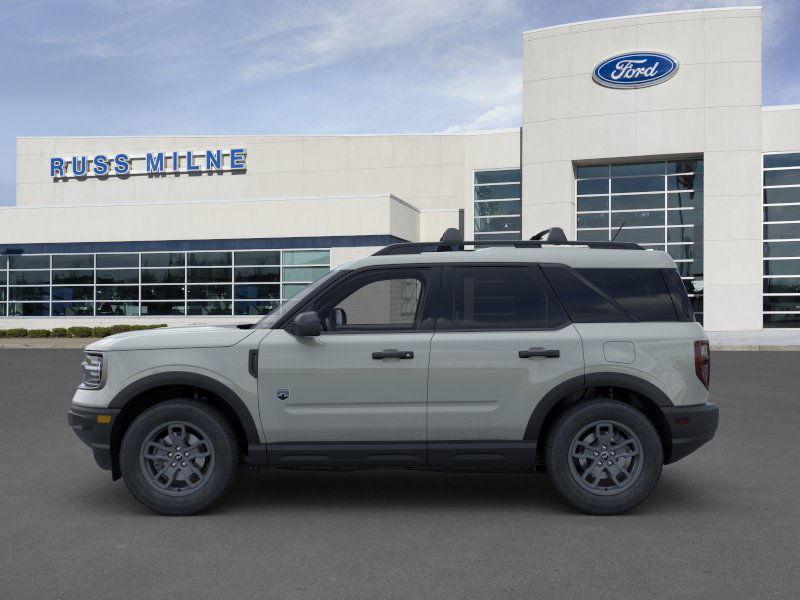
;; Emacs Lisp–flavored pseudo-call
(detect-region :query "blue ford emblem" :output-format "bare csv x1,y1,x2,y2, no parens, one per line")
593,52,678,89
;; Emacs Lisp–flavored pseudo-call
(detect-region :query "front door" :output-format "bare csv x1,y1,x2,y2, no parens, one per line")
258,266,439,466
426,264,584,466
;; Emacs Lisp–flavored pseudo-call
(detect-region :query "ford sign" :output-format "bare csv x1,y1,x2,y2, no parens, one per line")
593,52,678,89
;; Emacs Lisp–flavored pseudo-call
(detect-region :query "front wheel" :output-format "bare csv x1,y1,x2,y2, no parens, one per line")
120,399,239,515
545,399,663,515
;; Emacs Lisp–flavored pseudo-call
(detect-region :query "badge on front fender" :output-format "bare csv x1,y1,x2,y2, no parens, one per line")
276,388,291,401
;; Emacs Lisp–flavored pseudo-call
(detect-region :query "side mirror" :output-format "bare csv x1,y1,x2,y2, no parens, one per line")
290,311,322,337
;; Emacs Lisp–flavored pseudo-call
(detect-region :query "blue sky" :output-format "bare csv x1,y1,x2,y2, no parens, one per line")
1,0,798,206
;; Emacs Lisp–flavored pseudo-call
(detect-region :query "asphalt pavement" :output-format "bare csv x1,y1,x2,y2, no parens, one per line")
0,349,798,599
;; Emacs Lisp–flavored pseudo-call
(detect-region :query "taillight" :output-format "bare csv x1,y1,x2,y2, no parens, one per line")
694,340,711,389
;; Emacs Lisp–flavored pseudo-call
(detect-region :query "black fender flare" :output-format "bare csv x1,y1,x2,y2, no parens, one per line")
108,371,261,445
523,372,673,441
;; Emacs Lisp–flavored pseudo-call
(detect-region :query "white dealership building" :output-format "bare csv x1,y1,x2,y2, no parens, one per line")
2,6,800,333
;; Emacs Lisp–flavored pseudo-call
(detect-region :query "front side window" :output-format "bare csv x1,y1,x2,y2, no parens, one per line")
442,266,567,330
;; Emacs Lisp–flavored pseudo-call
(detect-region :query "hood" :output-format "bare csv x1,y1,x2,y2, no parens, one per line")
85,325,257,352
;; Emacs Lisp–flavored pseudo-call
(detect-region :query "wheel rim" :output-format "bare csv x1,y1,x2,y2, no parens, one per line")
139,421,215,496
568,420,643,496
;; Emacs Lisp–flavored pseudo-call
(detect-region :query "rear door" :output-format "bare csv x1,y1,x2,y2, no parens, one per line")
426,264,584,466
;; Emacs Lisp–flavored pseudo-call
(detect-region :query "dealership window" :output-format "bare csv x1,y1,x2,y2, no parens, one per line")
0,248,329,318
575,159,704,323
763,152,800,328
474,169,522,241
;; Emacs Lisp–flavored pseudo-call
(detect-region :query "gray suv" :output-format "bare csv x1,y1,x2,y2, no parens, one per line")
68,230,718,515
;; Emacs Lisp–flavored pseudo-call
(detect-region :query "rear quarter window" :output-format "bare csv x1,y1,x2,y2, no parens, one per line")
577,268,678,322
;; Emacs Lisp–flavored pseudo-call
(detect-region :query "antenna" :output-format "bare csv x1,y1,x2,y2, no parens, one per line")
611,221,626,241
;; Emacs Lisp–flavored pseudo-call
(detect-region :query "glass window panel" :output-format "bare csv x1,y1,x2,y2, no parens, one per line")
187,285,232,300
234,284,280,300
764,260,800,276
667,191,702,209
141,285,185,300
611,176,663,194
235,300,279,316
667,227,694,243
0,304,5,316
764,223,800,240
668,209,699,226
764,241,800,258
579,268,677,321
10,255,49,269
0,288,5,301
9,271,49,285
765,153,800,169
764,314,800,328
96,269,138,284
0,255,6,269
283,283,308,299
611,194,664,210
667,244,694,260
234,251,279,266
187,301,232,315
234,266,280,282
187,267,231,283
675,262,699,277
141,268,185,284
575,165,609,179
96,254,137,268
764,170,800,187
474,216,521,233
763,187,800,204
140,302,186,316
764,205,800,222
474,184,521,200
475,232,523,241
0,272,7,285
764,296,800,312
52,302,94,317
282,250,329,266
282,266,329,283
52,254,93,269
577,197,608,212
10,286,50,301
53,286,94,301
576,229,609,241
52,270,93,284
474,200,521,217
188,251,231,266
611,162,664,177
616,228,665,244
612,210,664,228
667,174,700,192
8,302,49,316
667,160,702,174
141,253,185,268
96,286,138,301
763,278,800,294
577,213,608,229
577,179,608,195
474,170,520,184
96,302,139,316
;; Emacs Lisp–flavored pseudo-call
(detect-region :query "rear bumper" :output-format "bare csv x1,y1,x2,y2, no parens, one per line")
68,404,120,471
662,402,719,464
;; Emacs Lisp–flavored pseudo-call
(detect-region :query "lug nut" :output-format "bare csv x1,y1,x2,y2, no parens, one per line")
607,461,612,466
596,461,602,466
601,445,607,450
168,453,173,457
181,462,186,467
171,462,176,467
593,451,599,456
610,451,615,456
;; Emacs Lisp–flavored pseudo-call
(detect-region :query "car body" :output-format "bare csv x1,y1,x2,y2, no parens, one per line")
68,233,718,515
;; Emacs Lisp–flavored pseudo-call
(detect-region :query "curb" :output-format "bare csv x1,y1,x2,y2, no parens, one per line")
0,338,99,349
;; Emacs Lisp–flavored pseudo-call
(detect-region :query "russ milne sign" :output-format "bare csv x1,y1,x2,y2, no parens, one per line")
50,148,246,179
592,52,678,89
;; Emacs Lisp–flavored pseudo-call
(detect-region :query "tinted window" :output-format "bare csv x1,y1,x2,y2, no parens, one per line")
579,269,678,322
541,266,629,323
445,266,567,330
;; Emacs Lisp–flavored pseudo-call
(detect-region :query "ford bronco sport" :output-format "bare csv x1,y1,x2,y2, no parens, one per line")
68,229,718,515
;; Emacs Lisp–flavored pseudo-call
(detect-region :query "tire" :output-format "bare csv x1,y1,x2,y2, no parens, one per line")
545,399,663,515
120,399,239,515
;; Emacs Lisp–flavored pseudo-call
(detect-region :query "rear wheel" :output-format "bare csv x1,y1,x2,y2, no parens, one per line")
120,399,239,515
545,399,663,515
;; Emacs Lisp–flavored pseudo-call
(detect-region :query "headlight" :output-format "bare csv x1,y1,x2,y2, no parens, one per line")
81,353,104,389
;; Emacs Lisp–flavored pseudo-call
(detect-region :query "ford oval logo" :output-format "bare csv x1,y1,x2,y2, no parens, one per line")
593,52,679,89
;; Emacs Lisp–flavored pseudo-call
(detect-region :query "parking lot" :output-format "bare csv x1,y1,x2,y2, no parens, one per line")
0,349,798,599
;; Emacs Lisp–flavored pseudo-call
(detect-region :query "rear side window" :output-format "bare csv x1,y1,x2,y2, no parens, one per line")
541,266,630,323
661,268,695,321
577,268,678,322
442,266,568,330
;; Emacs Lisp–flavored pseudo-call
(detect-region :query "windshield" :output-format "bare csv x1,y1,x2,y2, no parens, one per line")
255,268,342,328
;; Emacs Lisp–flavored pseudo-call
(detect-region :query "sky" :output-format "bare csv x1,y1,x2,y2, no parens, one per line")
1,0,798,206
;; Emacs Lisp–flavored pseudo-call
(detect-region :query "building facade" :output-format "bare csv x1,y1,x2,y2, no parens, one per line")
3,6,799,331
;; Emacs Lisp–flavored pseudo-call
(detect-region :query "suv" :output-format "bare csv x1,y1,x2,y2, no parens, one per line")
68,231,718,515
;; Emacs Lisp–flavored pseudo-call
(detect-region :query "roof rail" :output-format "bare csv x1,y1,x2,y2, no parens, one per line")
373,239,644,256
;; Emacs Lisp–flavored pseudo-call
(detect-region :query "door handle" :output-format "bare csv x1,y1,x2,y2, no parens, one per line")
372,349,414,360
519,348,560,359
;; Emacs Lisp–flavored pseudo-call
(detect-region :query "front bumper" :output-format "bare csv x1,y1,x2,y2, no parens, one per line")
68,404,121,471
662,402,719,464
